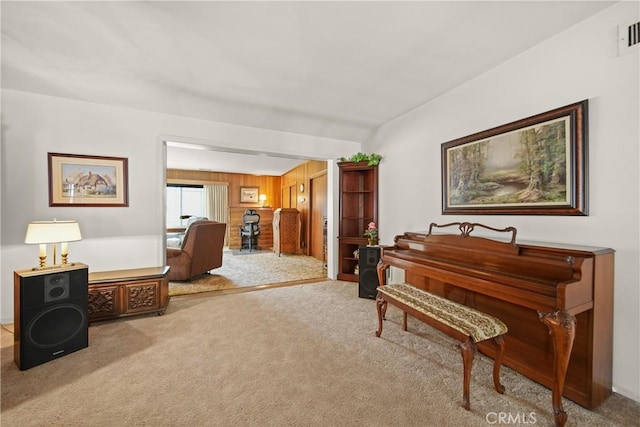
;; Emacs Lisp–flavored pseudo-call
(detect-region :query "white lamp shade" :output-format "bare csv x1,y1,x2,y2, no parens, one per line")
24,220,82,244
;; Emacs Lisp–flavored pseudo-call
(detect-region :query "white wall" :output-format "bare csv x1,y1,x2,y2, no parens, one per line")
0,90,360,323
366,2,639,402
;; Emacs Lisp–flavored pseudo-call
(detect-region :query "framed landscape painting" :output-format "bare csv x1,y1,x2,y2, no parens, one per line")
441,100,588,215
48,153,129,207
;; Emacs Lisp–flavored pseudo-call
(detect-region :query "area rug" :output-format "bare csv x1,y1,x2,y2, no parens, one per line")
169,250,326,296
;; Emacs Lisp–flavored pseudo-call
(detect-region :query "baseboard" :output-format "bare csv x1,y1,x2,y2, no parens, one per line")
612,386,640,403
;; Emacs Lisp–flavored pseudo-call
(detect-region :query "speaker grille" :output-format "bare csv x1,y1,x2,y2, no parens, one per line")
358,246,381,299
27,304,87,348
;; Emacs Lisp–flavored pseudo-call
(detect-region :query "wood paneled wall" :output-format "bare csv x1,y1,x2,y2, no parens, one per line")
166,169,282,209
281,160,327,255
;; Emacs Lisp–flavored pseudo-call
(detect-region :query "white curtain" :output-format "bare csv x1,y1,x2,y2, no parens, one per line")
203,184,229,244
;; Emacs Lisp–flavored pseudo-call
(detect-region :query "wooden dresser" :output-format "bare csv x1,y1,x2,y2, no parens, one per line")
88,266,170,322
273,208,301,256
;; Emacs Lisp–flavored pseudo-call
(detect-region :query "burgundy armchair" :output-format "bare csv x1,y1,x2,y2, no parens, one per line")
166,220,227,281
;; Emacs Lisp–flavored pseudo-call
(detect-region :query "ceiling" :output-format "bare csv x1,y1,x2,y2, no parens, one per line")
1,1,614,175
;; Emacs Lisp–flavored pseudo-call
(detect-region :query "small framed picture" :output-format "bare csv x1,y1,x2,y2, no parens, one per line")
240,186,259,203
48,152,129,207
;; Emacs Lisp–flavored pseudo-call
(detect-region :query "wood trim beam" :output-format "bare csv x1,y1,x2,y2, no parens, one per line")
167,178,229,186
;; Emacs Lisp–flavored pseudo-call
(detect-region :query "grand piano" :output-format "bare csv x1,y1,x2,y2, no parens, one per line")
377,222,614,427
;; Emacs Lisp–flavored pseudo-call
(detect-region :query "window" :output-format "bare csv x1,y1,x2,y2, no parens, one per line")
166,185,204,227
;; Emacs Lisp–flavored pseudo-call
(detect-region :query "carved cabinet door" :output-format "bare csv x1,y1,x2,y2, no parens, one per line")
122,281,159,314
88,284,120,320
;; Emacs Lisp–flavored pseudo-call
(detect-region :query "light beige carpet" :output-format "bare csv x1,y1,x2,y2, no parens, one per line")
169,249,326,296
1,281,638,426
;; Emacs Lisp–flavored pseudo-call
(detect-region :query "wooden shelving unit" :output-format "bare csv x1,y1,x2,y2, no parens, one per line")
337,161,378,282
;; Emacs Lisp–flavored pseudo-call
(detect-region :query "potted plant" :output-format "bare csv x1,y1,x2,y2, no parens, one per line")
338,152,382,166
364,221,378,246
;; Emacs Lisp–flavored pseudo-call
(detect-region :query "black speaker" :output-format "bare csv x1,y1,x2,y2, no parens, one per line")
14,264,89,370
358,246,381,299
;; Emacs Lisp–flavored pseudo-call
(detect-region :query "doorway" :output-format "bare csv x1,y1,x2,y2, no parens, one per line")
164,139,335,278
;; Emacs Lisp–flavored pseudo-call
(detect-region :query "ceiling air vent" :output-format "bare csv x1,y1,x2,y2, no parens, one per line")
618,19,640,56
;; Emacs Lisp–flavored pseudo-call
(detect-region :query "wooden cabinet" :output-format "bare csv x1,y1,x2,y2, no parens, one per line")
273,208,301,256
88,266,170,322
337,161,378,282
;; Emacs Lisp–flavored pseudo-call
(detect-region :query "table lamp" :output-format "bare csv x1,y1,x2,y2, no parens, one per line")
24,220,82,269
259,194,267,207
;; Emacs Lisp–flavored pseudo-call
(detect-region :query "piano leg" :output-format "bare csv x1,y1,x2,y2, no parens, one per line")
538,310,576,427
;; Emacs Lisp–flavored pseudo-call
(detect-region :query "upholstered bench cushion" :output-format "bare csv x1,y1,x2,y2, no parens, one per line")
377,284,508,342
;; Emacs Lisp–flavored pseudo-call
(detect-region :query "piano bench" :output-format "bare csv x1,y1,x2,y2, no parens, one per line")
375,283,508,410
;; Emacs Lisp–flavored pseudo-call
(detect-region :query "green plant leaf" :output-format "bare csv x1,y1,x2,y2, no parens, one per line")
339,152,383,165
